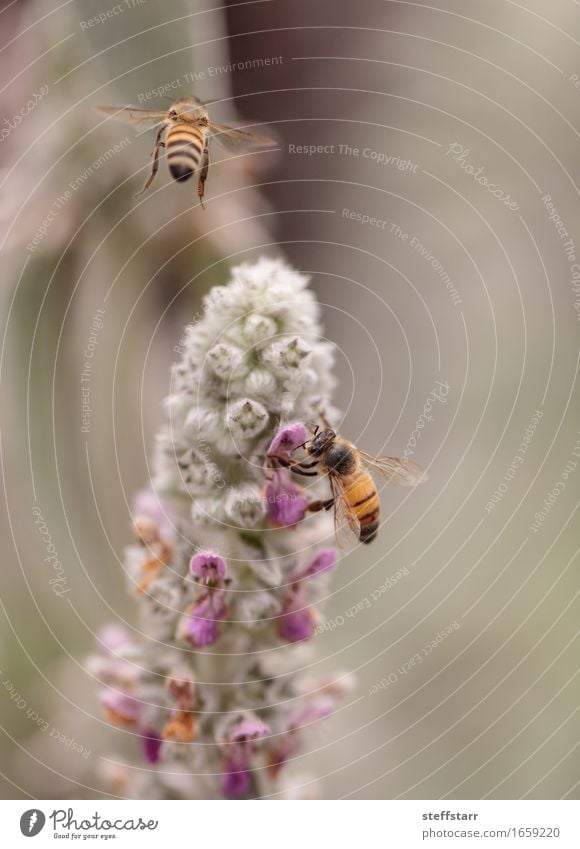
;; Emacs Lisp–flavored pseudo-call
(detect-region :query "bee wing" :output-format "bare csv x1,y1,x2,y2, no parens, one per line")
329,474,360,548
96,105,168,127
359,451,427,486
208,121,277,151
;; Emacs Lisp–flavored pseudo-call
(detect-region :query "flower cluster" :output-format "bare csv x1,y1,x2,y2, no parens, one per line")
90,259,350,798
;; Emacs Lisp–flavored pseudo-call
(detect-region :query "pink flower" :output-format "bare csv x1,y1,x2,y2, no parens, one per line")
267,421,308,459
190,550,227,584
228,717,270,745
278,595,315,643
220,715,270,799
141,728,163,764
184,592,228,647
222,760,251,798
275,551,336,644
100,691,141,727
295,548,338,581
133,488,171,534
264,469,307,527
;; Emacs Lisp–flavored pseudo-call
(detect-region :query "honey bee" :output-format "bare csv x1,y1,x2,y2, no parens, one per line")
96,95,276,204
271,424,426,545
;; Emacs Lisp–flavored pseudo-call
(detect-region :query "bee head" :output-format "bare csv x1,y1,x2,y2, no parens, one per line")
170,96,206,122
307,427,336,456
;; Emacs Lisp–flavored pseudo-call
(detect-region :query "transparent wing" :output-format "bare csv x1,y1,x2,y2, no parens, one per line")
359,451,427,486
208,121,277,151
96,105,168,127
329,474,360,548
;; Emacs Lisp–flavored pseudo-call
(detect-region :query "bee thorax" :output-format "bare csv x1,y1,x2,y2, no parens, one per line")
324,443,355,475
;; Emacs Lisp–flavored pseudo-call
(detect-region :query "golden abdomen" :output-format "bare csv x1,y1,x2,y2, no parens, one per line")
344,470,380,544
166,123,205,182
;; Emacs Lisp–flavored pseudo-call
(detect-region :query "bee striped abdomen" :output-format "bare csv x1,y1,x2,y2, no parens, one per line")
346,471,380,544
166,123,205,182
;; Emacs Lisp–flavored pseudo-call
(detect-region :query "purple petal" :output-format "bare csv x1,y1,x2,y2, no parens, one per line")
228,718,270,744
184,592,227,647
190,550,227,582
264,470,307,527
185,614,220,647
141,728,163,764
278,599,314,643
100,690,141,724
298,548,338,580
133,489,170,533
267,422,308,458
222,761,251,799
291,696,334,728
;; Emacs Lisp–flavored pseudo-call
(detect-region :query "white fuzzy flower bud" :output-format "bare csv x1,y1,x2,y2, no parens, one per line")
300,368,319,392
207,342,244,379
261,336,312,376
191,496,227,526
225,484,266,528
244,368,278,399
242,313,277,344
226,398,269,439
184,406,223,438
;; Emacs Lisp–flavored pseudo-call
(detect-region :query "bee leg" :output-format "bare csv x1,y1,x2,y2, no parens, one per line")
268,453,318,470
135,126,165,198
268,454,319,476
284,466,319,477
197,146,210,209
267,452,289,468
307,498,335,513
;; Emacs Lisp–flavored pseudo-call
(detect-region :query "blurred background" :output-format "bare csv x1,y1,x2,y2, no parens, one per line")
1,0,579,799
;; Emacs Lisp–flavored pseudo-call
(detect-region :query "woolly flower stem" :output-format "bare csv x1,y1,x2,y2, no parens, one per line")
90,259,351,799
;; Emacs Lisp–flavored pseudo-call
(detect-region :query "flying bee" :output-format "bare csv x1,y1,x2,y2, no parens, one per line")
96,95,276,204
270,424,426,545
